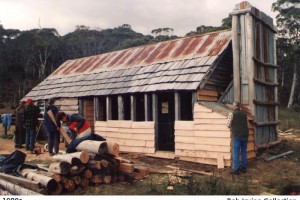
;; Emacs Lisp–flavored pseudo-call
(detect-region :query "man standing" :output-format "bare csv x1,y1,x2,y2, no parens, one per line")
44,98,60,155
227,101,249,175
15,101,26,148
23,98,41,152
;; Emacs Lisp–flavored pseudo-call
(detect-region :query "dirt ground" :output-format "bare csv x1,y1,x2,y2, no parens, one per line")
0,125,300,195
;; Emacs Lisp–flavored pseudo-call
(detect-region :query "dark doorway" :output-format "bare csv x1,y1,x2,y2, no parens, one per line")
157,93,175,151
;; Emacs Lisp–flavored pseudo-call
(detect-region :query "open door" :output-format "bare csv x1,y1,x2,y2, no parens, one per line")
157,93,175,151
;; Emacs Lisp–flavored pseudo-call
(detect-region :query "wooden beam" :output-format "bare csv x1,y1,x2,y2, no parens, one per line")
232,15,241,103
130,95,136,121
246,12,255,114
94,97,99,121
118,95,124,120
253,56,279,68
152,93,158,150
144,93,150,121
253,78,279,87
253,100,280,106
106,96,112,120
254,121,280,126
175,92,181,121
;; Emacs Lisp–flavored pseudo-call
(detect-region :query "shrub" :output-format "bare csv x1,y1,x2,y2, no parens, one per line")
290,104,300,113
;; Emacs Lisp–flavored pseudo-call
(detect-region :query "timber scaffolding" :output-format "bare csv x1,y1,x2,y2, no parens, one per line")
23,1,278,168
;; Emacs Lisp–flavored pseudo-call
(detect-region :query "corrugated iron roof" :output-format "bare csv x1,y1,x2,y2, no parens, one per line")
25,30,232,100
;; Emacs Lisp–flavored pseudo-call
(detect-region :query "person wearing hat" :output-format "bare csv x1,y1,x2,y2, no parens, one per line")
44,98,60,155
227,101,249,175
23,98,41,151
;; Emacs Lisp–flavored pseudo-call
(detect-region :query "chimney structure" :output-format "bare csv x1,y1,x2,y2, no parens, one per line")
231,1,278,145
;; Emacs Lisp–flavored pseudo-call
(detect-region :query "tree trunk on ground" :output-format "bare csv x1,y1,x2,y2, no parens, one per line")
21,170,58,192
49,162,71,175
76,140,108,155
288,62,297,108
0,178,41,195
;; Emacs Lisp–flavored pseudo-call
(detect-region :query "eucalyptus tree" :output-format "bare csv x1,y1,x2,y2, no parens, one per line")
272,0,300,107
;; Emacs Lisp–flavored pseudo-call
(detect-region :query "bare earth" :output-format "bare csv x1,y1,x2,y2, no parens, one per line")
0,125,300,195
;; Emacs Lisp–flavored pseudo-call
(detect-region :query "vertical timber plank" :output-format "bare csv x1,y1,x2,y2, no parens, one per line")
106,96,112,120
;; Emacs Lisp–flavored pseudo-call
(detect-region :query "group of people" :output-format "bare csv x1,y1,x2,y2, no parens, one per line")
9,97,248,174
14,98,41,151
13,98,91,155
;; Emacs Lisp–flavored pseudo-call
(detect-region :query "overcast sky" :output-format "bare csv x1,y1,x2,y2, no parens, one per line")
0,0,277,37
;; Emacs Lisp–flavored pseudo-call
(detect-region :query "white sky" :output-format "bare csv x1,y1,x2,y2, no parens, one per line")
0,0,277,37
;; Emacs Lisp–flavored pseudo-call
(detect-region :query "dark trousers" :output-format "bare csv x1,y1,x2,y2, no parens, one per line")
47,130,60,154
15,125,25,146
3,126,7,135
25,128,36,150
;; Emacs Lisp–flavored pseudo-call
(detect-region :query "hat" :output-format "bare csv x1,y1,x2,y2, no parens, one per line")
49,98,55,104
26,98,33,104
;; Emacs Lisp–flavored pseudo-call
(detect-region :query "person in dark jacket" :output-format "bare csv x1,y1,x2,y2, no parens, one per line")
227,101,249,175
56,112,91,140
44,98,60,155
23,98,41,151
15,101,26,148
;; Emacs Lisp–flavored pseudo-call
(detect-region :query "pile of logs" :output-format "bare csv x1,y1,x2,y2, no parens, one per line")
3,140,150,195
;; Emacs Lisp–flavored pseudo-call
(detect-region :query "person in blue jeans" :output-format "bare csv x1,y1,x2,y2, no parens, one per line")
44,98,60,156
227,101,249,175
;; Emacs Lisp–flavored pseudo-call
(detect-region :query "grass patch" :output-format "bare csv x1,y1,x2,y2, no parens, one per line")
278,107,300,131
146,175,250,195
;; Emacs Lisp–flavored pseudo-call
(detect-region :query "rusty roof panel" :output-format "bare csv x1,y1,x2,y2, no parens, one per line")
25,30,232,100
49,30,231,78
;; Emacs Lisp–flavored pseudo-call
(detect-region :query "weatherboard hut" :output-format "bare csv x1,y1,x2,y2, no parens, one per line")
24,2,278,167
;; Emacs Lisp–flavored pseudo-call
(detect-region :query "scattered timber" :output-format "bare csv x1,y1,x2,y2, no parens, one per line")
265,151,294,162
0,178,41,195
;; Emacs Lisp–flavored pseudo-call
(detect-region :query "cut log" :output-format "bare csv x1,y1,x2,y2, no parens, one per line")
115,156,132,163
100,160,109,168
53,151,89,165
61,178,75,192
69,165,85,176
133,165,150,180
133,172,144,180
82,169,93,179
117,174,125,182
50,183,62,195
118,163,134,174
90,175,102,185
70,176,81,185
49,162,71,175
35,170,61,182
0,178,41,195
0,173,44,194
80,178,89,188
87,160,101,170
21,169,58,192
103,176,112,184
107,142,120,157
76,140,108,155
